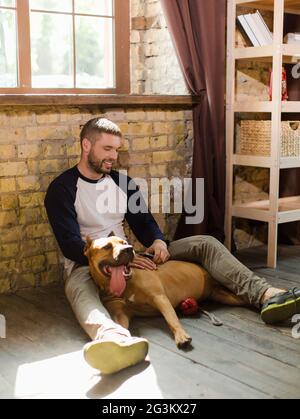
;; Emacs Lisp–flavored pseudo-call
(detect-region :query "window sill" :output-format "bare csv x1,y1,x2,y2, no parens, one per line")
0,94,200,107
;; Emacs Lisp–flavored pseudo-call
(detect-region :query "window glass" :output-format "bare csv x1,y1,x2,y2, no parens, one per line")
30,12,73,88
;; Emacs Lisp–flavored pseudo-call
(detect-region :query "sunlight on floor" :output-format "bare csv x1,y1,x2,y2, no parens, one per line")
14,351,163,399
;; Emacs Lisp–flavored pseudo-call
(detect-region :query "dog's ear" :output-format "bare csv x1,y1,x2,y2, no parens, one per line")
108,231,115,238
84,236,93,256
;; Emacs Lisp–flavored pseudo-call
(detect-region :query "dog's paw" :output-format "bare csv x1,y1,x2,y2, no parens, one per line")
175,330,192,349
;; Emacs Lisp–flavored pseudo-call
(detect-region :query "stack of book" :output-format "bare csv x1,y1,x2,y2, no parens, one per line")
237,10,273,46
284,33,300,44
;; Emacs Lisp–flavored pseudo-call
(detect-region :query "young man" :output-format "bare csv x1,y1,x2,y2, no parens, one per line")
45,118,300,375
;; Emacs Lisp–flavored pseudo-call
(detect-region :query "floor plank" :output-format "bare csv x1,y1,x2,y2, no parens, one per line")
0,245,300,399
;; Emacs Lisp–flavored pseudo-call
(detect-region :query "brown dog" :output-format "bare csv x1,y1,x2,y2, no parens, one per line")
84,234,246,348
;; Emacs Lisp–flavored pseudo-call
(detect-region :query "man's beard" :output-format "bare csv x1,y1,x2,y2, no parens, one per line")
87,150,114,175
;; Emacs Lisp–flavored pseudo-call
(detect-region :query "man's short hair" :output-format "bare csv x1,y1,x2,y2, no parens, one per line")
80,118,122,146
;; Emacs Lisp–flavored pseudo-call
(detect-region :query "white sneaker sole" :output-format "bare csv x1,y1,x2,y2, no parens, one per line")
83,339,149,375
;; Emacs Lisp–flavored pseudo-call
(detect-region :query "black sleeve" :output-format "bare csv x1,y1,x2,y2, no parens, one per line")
44,182,88,266
125,178,166,249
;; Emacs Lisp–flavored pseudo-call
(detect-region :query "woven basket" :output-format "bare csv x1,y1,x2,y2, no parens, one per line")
239,121,300,157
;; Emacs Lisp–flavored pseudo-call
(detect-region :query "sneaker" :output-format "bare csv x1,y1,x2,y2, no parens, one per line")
261,287,300,325
83,337,149,374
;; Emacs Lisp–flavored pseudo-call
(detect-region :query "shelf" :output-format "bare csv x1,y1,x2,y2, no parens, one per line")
232,155,300,169
280,156,300,168
234,101,273,112
230,101,300,113
236,0,300,14
234,44,300,63
234,45,274,60
282,102,300,113
227,0,300,268
232,195,300,223
232,154,272,167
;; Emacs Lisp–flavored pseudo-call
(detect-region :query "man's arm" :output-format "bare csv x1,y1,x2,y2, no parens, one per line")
124,178,167,248
44,182,88,266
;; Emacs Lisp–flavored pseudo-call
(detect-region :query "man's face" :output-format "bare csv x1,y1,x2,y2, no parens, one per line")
87,133,122,175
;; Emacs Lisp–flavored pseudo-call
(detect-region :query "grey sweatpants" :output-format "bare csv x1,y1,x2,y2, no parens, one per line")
65,235,271,341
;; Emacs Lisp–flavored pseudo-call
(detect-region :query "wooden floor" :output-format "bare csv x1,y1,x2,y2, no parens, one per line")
0,245,300,399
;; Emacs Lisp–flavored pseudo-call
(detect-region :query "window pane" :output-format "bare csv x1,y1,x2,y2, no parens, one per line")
0,0,15,7
75,16,114,88
0,10,17,87
75,0,113,16
30,0,72,13
30,13,73,88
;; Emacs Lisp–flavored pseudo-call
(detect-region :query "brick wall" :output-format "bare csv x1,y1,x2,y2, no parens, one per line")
0,106,193,293
130,0,188,95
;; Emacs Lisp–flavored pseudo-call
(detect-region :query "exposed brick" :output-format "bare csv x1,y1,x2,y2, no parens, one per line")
146,111,166,121
40,265,63,286
0,128,26,143
19,208,41,225
42,143,66,158
16,176,40,191
0,278,10,294
149,164,168,177
132,137,150,151
60,109,83,122
128,166,147,178
0,243,19,258
12,273,37,289
18,144,41,159
21,255,46,273
1,226,23,243
0,260,16,273
19,239,44,258
0,178,16,193
26,126,71,141
0,210,18,228
131,16,147,30
39,159,68,174
126,110,146,121
0,145,17,159
1,195,18,210
46,251,58,266
66,142,81,156
152,150,184,164
128,122,153,135
150,135,168,149
129,153,152,165
165,111,185,121
19,192,45,208
0,162,28,177
25,223,52,239
36,113,59,124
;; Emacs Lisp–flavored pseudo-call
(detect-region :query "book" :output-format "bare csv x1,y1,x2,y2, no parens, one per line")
254,10,273,44
237,11,273,46
244,13,269,46
237,14,260,46
284,33,300,44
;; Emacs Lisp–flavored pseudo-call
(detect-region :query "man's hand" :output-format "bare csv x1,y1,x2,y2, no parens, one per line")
146,240,170,265
129,254,157,271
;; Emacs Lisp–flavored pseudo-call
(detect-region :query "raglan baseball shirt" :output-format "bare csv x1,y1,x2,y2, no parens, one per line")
44,166,166,276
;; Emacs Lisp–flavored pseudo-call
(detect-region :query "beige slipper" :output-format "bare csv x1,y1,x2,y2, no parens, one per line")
83,337,149,375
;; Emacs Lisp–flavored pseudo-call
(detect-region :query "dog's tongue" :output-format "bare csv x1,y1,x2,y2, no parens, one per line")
109,265,126,297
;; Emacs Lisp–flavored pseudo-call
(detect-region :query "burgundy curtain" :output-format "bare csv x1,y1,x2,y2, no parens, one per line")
160,0,226,242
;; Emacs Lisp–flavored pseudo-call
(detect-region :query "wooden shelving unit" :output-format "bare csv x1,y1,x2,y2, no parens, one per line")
225,0,300,268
